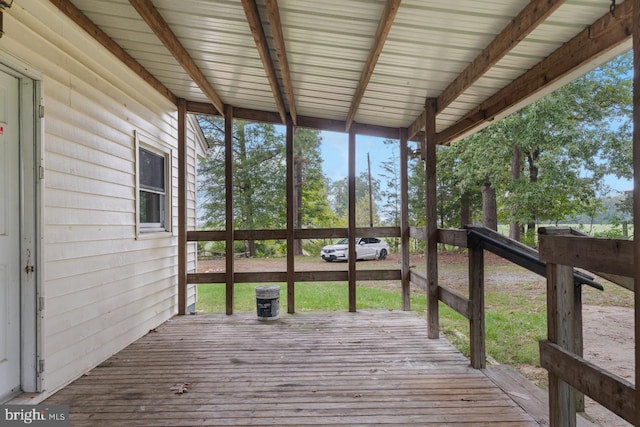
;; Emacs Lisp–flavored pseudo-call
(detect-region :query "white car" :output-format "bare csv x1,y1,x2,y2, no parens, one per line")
320,237,389,262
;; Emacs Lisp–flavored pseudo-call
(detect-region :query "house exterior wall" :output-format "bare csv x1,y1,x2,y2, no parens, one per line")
1,1,202,395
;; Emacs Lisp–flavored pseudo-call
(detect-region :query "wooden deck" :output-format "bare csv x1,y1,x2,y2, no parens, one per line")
45,310,560,426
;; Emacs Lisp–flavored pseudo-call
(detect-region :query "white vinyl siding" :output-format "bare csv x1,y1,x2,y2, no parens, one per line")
1,1,204,394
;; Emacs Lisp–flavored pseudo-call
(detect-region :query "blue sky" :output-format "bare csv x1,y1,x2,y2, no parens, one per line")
319,131,632,194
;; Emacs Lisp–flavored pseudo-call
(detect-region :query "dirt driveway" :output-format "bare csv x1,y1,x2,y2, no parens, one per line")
198,251,634,426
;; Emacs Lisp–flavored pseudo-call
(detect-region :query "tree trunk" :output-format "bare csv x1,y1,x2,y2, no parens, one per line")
526,152,539,242
481,181,497,231
237,124,256,257
509,145,521,241
460,191,471,228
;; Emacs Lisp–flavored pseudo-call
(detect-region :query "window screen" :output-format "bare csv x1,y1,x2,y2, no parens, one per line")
140,148,165,193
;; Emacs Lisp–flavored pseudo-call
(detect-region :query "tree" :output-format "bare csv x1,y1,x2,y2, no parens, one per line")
438,51,632,242
293,128,338,254
379,140,401,249
197,116,334,256
328,173,381,227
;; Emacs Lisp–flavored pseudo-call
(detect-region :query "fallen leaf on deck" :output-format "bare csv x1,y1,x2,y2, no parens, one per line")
170,383,192,394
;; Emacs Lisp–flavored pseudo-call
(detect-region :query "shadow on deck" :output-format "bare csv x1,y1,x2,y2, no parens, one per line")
44,310,594,426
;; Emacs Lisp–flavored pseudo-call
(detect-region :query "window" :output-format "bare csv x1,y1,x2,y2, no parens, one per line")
136,131,172,234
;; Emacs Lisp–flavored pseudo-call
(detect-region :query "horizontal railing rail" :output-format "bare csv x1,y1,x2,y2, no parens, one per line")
188,227,401,242
539,228,635,426
189,226,404,313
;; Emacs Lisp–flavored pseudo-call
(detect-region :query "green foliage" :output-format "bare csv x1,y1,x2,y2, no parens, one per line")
197,117,336,257
380,139,401,227
436,51,632,235
408,154,426,226
328,173,381,226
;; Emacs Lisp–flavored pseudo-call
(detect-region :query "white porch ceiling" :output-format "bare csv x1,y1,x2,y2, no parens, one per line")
62,0,632,140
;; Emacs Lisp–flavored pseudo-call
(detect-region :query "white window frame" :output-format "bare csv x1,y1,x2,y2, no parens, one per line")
135,130,173,236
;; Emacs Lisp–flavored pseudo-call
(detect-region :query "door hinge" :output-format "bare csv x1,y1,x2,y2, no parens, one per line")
38,105,45,118
38,296,45,311
38,359,45,374
39,165,45,180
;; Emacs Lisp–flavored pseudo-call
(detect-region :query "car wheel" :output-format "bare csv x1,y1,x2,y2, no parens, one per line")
378,249,388,260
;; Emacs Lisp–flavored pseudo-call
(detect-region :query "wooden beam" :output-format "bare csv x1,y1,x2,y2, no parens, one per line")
540,340,636,425
437,229,468,248
129,0,225,116
437,0,566,113
633,1,640,425
438,286,471,319
177,98,187,315
224,105,234,314
409,270,427,291
188,270,402,284
538,235,634,277
345,0,401,132
407,110,426,140
348,127,357,312
439,0,633,144
49,0,176,105
400,128,410,310
265,0,297,125
546,262,577,426
425,98,439,339
186,101,402,139
468,233,485,369
241,0,287,124
436,111,486,146
286,115,295,313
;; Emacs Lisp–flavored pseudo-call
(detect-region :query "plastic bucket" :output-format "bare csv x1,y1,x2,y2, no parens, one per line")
256,285,280,320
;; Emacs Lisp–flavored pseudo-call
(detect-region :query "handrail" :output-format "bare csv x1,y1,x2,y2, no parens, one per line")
408,226,603,370
467,226,603,290
539,228,635,425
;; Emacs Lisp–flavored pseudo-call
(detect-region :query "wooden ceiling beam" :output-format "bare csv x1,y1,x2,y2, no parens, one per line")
407,0,564,137
439,0,566,113
265,0,297,125
129,0,225,117
186,101,402,140
345,0,401,132
49,0,176,105
242,0,288,124
438,0,633,145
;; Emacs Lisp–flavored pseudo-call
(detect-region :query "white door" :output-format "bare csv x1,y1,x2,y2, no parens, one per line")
0,70,21,401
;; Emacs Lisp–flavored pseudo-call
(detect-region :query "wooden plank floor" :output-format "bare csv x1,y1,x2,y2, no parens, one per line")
45,310,542,426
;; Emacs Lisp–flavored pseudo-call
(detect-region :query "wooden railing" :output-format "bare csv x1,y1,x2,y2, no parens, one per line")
410,225,603,372
187,226,405,314
410,226,487,368
538,228,635,426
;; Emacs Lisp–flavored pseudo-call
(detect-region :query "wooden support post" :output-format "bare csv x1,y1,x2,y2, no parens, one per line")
574,283,584,413
348,127,357,312
286,115,295,314
633,2,640,425
400,128,410,310
468,233,485,369
225,105,234,315
425,98,439,338
546,261,577,427
177,98,187,315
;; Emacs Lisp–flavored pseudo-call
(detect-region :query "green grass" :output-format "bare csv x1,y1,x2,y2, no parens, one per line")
196,282,427,313
439,292,547,367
